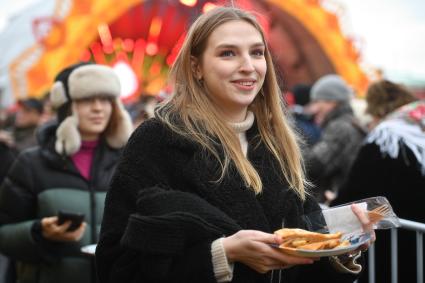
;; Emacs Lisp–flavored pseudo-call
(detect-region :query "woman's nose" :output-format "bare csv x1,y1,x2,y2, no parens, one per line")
239,55,255,72
91,98,103,109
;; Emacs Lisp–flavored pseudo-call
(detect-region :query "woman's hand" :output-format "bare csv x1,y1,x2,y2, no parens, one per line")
351,204,376,251
41,216,86,242
222,230,316,273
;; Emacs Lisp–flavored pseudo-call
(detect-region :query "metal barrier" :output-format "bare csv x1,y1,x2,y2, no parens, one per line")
367,218,425,283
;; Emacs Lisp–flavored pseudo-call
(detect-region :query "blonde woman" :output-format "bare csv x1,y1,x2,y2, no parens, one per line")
97,7,367,283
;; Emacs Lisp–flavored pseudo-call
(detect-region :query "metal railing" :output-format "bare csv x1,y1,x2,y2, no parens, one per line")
367,218,425,283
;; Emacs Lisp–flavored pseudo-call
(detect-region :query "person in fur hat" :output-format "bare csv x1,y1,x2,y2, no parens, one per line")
0,62,133,283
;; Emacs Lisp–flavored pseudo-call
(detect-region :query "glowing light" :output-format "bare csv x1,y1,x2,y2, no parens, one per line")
112,61,139,99
132,39,146,75
202,2,217,13
123,38,134,52
98,23,112,46
149,17,162,38
146,42,158,55
180,0,197,7
90,42,106,64
102,45,114,54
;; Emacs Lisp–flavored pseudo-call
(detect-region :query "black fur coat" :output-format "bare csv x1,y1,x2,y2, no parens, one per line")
96,118,358,283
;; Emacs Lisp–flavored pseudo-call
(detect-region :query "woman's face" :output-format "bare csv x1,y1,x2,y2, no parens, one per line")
194,20,267,122
75,96,112,140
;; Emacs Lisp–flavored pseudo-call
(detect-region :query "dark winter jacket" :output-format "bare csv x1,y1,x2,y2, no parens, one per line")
96,118,359,283
0,142,16,183
0,121,122,283
305,103,366,202
334,141,425,283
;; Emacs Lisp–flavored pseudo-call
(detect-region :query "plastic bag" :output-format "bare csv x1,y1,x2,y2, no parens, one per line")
301,196,400,237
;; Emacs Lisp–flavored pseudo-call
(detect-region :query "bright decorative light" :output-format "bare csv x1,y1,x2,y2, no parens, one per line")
112,61,139,99
122,38,134,52
146,42,158,55
202,2,217,13
180,0,197,7
149,17,162,38
98,23,112,46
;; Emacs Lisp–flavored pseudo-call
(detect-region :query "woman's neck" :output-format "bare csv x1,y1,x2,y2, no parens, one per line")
219,108,248,123
228,111,255,133
80,133,100,141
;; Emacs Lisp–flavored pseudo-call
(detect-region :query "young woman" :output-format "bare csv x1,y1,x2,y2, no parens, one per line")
0,63,133,283
96,7,369,283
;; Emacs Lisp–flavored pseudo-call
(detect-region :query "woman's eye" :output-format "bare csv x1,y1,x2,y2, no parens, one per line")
220,50,235,57
252,49,264,56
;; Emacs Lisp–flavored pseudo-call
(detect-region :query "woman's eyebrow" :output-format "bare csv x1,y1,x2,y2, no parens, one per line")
215,42,265,49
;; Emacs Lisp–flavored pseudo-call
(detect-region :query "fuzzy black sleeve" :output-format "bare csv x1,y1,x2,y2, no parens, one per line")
96,119,217,283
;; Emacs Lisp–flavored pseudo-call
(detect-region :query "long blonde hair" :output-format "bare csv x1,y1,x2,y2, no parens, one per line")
158,7,307,200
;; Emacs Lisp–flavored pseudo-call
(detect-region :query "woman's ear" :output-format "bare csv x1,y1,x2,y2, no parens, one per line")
190,56,203,80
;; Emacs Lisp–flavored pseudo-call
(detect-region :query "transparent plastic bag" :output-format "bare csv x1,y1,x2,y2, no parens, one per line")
302,196,400,237
274,196,400,257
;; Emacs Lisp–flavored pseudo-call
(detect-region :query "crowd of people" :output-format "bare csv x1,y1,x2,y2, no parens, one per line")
0,6,423,283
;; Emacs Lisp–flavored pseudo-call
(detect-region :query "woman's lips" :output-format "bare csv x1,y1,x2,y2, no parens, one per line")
231,79,256,91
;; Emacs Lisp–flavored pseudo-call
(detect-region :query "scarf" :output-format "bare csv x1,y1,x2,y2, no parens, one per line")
366,100,425,175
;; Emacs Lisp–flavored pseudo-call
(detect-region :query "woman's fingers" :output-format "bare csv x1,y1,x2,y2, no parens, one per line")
223,230,316,273
241,230,282,245
64,222,87,241
56,220,72,233
351,204,377,250
351,204,373,232
267,247,314,265
41,216,85,242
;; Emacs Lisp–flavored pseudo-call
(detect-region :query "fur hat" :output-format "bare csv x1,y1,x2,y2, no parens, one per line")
310,74,353,102
50,62,133,156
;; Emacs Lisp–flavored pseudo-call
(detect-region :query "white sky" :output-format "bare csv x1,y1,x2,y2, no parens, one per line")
0,0,37,31
328,0,425,84
1,0,424,85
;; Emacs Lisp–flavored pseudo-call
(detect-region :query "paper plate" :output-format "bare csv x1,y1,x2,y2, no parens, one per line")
276,233,371,258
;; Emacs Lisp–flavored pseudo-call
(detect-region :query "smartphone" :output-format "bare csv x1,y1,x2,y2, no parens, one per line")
57,210,85,232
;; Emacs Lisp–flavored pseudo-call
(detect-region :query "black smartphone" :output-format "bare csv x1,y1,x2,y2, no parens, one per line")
57,210,85,232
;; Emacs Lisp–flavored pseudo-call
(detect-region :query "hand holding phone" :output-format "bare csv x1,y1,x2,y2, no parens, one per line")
41,215,86,242
57,210,85,232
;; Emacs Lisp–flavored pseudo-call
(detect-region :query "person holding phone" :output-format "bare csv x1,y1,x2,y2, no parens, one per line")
96,7,372,283
0,63,133,283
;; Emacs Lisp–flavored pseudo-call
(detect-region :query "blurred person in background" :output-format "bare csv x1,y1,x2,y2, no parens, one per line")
128,94,159,128
39,92,56,125
0,103,16,283
0,104,16,183
304,74,366,205
0,62,133,283
0,98,44,153
334,80,424,283
289,84,321,147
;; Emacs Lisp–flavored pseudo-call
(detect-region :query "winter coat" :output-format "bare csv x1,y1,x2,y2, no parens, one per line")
96,118,359,283
334,118,425,283
0,142,15,183
305,103,366,202
0,121,122,283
